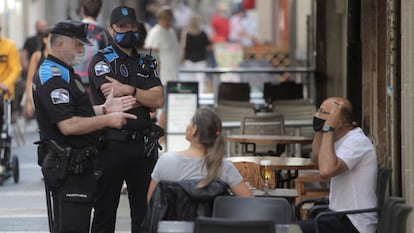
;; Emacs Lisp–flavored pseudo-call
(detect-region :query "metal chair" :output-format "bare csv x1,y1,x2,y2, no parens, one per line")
314,197,409,233
239,113,285,156
295,166,392,220
212,196,292,224
218,82,250,102
214,104,255,122
215,104,255,156
392,203,412,233
193,216,274,233
263,81,304,101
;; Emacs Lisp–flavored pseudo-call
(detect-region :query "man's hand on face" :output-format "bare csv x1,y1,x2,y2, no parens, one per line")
325,101,343,129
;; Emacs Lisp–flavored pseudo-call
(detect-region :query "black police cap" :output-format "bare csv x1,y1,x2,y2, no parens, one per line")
50,20,92,45
110,6,138,25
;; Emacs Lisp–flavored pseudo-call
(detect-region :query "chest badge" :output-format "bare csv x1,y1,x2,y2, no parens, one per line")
120,64,129,77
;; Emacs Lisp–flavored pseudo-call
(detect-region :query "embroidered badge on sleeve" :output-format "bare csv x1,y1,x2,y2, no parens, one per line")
94,61,111,76
51,88,70,104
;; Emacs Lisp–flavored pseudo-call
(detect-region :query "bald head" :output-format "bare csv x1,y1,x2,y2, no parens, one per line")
323,97,353,124
36,19,48,34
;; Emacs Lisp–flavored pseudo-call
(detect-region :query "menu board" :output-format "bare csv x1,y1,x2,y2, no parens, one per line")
165,82,199,151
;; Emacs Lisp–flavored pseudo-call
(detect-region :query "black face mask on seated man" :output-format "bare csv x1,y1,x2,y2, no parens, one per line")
313,116,326,132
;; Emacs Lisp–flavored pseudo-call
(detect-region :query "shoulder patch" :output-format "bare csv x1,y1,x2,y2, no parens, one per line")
50,88,70,104
94,61,111,76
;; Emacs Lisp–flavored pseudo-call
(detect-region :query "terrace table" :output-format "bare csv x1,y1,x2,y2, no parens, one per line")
227,155,316,188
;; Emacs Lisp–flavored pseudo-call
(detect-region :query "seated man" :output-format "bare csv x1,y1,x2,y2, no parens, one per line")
297,97,378,233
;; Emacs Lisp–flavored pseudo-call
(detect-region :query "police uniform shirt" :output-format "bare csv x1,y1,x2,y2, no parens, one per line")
89,44,162,131
33,55,99,148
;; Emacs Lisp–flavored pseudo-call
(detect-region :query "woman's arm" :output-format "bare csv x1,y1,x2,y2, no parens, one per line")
147,179,158,203
230,182,254,197
24,52,41,119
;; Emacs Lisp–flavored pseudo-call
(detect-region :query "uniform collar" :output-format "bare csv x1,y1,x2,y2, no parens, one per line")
47,55,74,72
111,43,139,59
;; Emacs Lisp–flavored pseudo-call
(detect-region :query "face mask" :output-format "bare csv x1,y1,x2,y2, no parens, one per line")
71,52,85,66
313,116,326,132
113,30,139,48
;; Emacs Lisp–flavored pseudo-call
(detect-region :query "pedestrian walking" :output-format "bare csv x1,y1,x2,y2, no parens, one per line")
180,14,212,94
88,6,164,233
144,5,180,145
23,29,50,120
32,20,137,233
0,24,22,127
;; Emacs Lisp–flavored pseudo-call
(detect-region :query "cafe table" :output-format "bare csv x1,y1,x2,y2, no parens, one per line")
158,220,304,233
226,134,313,157
227,155,317,188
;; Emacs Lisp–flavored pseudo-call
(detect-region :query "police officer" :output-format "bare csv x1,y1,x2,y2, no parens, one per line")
32,20,137,233
88,6,164,233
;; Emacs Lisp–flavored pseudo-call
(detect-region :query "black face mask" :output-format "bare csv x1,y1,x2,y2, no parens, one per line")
313,116,326,132
112,30,139,48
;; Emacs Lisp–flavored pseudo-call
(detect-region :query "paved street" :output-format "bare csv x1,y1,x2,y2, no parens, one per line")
0,119,131,232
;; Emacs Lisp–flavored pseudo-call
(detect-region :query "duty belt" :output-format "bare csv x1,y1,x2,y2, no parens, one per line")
103,128,147,142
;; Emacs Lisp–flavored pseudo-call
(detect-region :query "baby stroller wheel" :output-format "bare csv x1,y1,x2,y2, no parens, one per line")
12,155,19,183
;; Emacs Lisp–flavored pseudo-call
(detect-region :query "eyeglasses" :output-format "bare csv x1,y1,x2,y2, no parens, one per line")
317,101,340,115
317,108,330,115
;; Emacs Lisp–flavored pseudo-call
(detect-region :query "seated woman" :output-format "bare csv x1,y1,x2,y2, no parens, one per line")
143,107,252,233
147,107,253,201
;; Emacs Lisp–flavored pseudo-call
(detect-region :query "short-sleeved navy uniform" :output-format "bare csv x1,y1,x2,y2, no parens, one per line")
33,55,99,233
88,44,161,233
33,55,98,146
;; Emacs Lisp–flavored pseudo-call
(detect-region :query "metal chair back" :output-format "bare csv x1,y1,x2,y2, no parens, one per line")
240,113,285,156
194,216,274,233
212,196,292,224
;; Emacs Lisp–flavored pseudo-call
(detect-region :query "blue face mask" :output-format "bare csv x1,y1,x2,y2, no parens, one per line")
113,30,139,48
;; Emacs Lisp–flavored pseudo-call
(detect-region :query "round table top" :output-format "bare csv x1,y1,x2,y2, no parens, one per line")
227,156,317,170
226,134,313,145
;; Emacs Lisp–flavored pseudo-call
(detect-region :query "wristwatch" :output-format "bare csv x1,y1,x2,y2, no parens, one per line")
322,125,335,133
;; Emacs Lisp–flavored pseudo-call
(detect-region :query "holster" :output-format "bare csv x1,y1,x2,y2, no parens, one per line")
144,123,165,160
34,140,48,166
40,141,72,188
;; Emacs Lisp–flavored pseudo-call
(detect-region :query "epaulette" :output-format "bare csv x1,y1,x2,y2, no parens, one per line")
99,45,119,63
39,60,70,84
51,66,62,77
99,46,114,54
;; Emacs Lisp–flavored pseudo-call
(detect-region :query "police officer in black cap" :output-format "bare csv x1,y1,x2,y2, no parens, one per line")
88,6,164,233
32,20,137,233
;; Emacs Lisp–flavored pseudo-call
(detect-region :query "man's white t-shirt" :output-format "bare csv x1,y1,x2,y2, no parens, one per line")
330,127,378,233
145,24,179,85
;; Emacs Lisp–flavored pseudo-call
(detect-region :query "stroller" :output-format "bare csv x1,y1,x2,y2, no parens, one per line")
0,90,19,186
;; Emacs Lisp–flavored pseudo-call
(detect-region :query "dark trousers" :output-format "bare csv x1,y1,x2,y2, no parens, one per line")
297,213,360,233
91,140,156,233
42,151,97,233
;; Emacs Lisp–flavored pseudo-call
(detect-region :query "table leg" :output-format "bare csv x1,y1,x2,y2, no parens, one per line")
275,170,299,188
294,127,302,157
